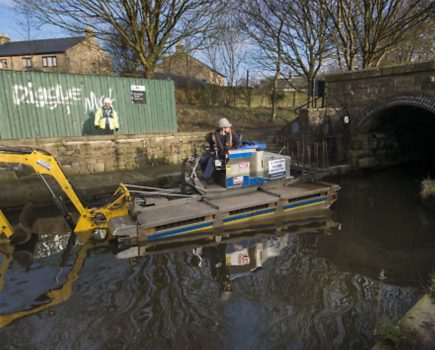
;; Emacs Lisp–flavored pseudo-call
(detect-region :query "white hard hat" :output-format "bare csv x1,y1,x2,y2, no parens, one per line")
103,97,112,104
218,118,231,128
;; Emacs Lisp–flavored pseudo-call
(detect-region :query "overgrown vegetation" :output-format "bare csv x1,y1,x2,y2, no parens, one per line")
431,273,435,297
374,321,417,349
420,179,435,211
420,179,435,200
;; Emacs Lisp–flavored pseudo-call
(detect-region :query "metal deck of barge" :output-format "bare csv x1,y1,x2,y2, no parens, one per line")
109,180,339,244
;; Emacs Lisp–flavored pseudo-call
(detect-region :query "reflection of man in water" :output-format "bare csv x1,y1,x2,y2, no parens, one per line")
192,235,290,300
193,244,232,300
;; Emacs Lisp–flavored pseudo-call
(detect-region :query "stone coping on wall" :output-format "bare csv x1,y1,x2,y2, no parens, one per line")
0,131,206,146
325,60,435,82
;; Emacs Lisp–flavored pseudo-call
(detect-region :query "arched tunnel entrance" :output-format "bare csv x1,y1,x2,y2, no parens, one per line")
354,98,435,171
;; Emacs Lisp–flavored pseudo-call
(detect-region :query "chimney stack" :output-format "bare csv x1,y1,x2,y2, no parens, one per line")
0,34,10,45
175,43,184,53
85,27,94,39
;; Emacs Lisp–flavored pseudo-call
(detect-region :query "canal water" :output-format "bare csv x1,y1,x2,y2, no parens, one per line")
1,165,435,349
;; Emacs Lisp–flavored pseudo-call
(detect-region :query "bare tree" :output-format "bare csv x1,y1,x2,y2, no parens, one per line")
378,20,435,66
321,0,435,70
278,0,332,105
104,25,143,75
14,0,45,70
239,0,285,120
241,0,331,115
14,0,226,78
205,21,248,88
202,12,249,106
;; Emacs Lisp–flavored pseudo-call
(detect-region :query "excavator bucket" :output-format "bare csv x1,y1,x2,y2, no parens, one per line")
10,203,37,246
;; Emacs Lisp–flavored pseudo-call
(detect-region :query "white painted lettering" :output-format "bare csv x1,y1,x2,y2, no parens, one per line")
11,82,114,115
12,85,28,106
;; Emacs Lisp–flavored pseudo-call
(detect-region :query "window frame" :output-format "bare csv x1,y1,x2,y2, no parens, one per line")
22,57,32,68
42,56,57,67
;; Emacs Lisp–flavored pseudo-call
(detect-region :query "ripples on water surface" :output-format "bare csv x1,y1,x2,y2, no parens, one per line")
1,166,435,349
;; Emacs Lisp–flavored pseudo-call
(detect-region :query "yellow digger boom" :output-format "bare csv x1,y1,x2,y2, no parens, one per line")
0,146,131,237
0,210,14,239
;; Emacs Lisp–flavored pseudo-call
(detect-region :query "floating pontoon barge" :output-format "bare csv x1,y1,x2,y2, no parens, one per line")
110,147,340,244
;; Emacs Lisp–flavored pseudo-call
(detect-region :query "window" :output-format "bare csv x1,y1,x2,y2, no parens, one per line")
42,56,57,67
22,57,32,68
0,59,7,69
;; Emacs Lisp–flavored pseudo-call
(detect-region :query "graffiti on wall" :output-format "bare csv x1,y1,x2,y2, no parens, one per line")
11,82,115,114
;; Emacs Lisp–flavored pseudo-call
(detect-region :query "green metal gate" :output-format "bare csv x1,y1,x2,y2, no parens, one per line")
0,70,177,139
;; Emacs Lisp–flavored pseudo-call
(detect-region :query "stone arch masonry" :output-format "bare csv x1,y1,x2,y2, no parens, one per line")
323,61,435,168
358,94,435,129
325,61,435,124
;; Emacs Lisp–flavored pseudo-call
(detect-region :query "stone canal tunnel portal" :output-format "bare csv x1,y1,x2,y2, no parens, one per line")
355,96,435,168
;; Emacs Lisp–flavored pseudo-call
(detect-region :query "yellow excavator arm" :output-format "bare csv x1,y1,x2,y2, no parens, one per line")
0,210,14,239
0,146,131,236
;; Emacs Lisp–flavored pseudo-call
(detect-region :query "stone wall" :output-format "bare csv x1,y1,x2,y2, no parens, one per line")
0,132,205,175
156,46,225,86
325,61,435,124
323,61,435,168
65,35,112,74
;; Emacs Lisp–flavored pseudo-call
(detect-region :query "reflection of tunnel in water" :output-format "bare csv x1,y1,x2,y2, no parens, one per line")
369,105,435,165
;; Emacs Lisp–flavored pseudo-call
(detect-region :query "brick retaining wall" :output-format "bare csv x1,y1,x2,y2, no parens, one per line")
0,132,205,175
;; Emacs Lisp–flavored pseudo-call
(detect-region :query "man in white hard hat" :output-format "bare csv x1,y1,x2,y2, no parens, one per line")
200,117,241,184
94,97,119,134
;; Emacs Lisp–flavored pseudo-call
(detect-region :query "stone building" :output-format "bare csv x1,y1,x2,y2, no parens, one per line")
0,29,112,74
156,44,225,86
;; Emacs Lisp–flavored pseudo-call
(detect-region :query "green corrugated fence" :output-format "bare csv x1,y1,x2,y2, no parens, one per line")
0,70,177,139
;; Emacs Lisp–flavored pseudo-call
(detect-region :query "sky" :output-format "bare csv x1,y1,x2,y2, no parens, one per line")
0,0,66,40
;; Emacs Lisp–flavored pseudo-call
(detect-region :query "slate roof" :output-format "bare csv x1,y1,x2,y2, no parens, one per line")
0,36,85,56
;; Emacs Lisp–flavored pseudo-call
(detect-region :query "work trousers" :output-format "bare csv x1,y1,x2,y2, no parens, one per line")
200,155,215,182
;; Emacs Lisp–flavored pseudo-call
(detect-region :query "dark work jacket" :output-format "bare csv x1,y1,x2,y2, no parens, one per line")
207,129,241,158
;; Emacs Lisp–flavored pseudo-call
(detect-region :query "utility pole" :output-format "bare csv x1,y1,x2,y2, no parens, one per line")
246,70,251,108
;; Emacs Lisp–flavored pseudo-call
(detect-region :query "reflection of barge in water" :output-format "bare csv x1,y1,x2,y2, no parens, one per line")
116,209,338,258
0,210,338,328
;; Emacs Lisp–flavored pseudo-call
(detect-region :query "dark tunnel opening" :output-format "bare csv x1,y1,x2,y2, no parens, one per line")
368,104,435,171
